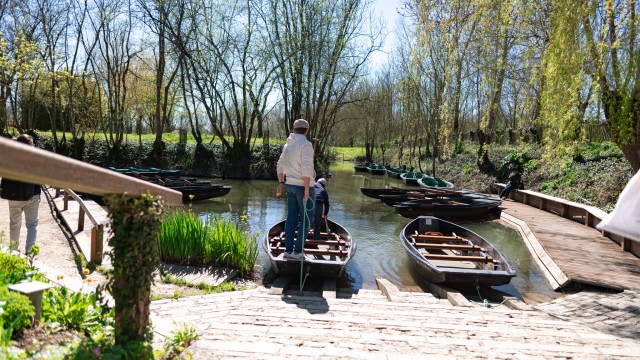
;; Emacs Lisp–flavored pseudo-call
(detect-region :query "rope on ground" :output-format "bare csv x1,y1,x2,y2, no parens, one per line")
470,284,508,308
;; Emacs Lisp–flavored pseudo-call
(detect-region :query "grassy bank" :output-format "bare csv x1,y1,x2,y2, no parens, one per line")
337,141,632,211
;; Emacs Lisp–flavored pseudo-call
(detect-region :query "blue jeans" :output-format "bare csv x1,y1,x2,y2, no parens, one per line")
500,183,521,199
284,184,315,253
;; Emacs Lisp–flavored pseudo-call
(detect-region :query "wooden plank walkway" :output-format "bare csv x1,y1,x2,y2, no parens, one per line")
498,197,640,291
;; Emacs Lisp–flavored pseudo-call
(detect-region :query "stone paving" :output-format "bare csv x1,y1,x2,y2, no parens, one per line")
150,286,640,359
535,289,640,343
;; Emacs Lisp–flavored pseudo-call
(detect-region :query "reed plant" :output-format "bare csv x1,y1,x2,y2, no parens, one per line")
157,209,258,277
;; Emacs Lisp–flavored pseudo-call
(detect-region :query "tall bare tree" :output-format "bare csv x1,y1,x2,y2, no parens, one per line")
264,0,382,162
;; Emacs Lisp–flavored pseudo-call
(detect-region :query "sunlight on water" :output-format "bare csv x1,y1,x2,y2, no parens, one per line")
188,162,558,300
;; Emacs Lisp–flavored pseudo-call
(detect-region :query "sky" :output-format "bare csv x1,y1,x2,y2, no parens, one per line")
369,0,404,70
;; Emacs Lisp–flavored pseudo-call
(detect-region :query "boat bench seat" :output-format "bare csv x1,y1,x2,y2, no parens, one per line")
411,234,468,242
270,246,348,256
414,243,483,251
270,237,348,246
423,254,494,263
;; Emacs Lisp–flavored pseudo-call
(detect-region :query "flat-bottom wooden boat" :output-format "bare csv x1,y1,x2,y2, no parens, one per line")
400,216,516,286
417,176,454,189
360,186,483,200
393,197,502,220
264,219,356,277
400,172,424,186
173,185,231,202
379,192,487,207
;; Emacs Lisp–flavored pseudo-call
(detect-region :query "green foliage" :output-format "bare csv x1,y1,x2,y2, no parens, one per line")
0,253,30,286
160,274,237,295
498,151,536,178
42,286,113,335
157,210,258,277
0,286,34,332
573,141,624,162
104,194,163,347
69,338,153,360
452,134,464,157
159,323,199,360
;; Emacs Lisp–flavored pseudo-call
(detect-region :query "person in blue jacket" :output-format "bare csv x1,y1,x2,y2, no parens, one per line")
313,178,330,239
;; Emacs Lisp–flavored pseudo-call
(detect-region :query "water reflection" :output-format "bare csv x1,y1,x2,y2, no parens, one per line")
189,163,558,300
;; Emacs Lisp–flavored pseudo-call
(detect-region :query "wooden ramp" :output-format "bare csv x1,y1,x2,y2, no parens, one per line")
498,198,640,291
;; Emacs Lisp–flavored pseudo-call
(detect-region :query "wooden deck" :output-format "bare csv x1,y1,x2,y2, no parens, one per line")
498,197,640,291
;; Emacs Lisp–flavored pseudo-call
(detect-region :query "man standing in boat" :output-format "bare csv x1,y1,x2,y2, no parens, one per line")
276,119,316,261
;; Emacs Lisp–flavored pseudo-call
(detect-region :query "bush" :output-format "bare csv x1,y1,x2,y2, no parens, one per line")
42,286,113,335
0,286,34,332
0,253,30,287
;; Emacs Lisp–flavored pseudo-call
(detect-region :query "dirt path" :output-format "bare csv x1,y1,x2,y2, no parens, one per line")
0,187,92,289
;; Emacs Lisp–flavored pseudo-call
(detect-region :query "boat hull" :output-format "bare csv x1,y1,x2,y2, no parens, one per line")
264,219,356,277
400,216,516,286
169,185,232,202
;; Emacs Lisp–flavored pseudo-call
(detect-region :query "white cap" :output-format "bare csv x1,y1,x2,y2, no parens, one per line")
293,119,309,129
317,178,326,186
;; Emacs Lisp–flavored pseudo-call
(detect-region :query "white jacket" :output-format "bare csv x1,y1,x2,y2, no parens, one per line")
276,133,315,186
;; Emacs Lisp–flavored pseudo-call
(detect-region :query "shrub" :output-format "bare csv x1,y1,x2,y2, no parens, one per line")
42,286,113,335
0,286,34,332
0,253,30,287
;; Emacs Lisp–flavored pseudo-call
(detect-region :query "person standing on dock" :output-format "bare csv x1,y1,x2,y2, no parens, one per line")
0,134,41,254
276,119,316,261
313,178,330,240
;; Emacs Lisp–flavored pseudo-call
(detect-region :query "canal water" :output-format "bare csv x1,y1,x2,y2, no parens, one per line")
189,161,558,301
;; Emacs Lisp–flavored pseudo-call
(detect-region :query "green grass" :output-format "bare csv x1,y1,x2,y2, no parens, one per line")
332,146,366,161
32,129,285,146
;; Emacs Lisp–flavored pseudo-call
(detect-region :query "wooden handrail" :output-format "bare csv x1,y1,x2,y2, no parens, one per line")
63,188,100,229
59,188,105,263
0,137,182,206
494,182,637,256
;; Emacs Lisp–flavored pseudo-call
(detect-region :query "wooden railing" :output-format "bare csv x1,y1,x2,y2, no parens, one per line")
494,183,639,257
55,188,105,264
0,137,182,265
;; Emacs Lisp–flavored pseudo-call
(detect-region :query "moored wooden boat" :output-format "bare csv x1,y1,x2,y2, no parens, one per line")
354,163,371,172
109,166,181,177
172,185,232,202
393,197,502,220
264,219,356,277
360,186,479,200
417,176,454,189
379,191,486,207
385,165,407,178
400,216,516,286
367,164,386,175
400,171,424,186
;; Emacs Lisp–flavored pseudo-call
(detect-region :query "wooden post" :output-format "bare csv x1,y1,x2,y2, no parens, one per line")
78,207,85,231
91,224,104,264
